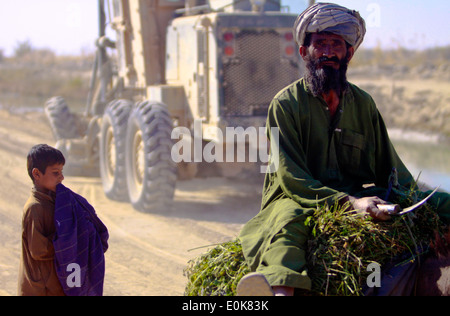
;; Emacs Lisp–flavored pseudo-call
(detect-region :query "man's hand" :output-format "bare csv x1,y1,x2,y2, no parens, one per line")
348,196,391,221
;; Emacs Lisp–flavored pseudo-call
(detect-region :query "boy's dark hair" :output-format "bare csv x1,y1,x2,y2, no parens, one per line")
27,144,65,182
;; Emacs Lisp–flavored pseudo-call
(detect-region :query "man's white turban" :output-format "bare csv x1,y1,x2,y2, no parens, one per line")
294,3,366,51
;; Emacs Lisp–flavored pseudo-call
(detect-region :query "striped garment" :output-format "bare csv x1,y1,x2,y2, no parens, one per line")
53,183,109,296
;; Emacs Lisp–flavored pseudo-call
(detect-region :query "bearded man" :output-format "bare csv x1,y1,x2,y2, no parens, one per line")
237,3,450,296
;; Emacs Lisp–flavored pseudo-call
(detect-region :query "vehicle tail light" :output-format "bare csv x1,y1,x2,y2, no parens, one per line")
223,32,236,57
281,31,295,58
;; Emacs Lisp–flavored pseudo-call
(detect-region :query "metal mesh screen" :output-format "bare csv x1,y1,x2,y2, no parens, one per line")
221,30,301,117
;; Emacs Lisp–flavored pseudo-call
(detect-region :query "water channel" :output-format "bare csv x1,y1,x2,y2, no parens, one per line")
391,134,450,193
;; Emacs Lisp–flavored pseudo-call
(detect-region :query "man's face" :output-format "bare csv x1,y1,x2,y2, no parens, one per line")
33,163,64,192
305,33,353,70
300,32,355,96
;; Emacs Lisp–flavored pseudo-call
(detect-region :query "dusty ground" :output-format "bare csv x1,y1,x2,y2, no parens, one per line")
0,109,263,296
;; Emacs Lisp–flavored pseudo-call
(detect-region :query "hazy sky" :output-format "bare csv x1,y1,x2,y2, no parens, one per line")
0,0,449,56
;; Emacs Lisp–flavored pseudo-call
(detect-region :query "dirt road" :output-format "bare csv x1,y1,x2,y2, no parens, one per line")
0,109,262,296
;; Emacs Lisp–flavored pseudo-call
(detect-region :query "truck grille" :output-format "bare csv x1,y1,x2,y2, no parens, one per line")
221,30,301,117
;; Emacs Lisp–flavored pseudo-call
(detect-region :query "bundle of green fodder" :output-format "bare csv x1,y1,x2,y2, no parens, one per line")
305,200,444,295
184,191,446,296
184,240,250,296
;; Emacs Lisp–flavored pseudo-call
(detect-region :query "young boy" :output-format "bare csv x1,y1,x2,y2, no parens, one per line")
19,144,109,296
18,144,66,296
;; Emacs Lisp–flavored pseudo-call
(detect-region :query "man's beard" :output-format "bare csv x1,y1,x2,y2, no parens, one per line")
304,54,349,97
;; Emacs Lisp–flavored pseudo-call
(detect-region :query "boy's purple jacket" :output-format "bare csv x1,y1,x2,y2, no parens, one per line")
53,183,109,296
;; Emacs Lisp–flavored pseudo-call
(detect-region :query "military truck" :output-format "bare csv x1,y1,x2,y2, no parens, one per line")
45,0,303,212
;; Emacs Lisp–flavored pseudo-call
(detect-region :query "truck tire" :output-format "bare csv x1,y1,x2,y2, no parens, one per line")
45,96,80,140
125,101,177,212
99,99,132,201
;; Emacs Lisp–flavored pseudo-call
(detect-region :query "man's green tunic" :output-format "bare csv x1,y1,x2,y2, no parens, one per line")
239,78,450,290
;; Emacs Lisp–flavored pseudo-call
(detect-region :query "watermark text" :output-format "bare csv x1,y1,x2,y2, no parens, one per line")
171,119,279,173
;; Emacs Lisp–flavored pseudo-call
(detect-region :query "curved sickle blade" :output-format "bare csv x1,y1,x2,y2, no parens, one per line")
397,186,440,216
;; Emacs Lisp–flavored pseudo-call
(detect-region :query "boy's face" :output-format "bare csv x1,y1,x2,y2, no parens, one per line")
32,163,64,192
